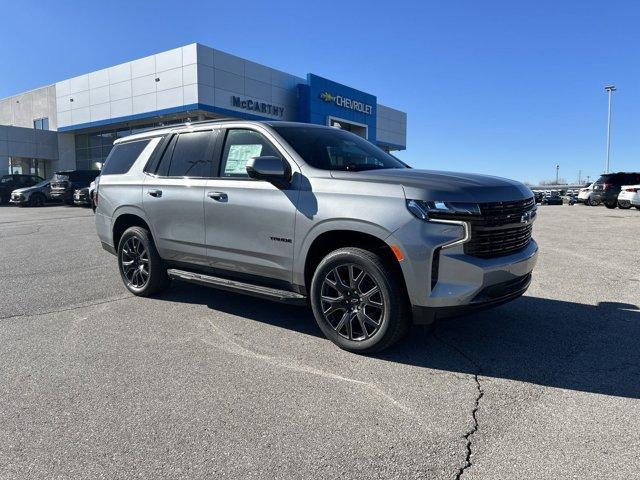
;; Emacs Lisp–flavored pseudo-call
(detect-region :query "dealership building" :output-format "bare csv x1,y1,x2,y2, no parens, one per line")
0,43,407,178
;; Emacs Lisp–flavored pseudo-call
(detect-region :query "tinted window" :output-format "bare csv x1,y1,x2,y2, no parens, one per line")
622,173,640,184
272,126,407,171
164,131,215,177
101,139,151,175
221,129,280,178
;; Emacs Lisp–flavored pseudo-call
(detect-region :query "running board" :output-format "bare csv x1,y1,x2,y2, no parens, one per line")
167,269,307,305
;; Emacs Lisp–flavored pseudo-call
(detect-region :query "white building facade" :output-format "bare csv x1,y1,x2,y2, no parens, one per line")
0,43,407,177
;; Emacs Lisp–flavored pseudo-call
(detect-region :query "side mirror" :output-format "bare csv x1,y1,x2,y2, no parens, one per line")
246,156,291,183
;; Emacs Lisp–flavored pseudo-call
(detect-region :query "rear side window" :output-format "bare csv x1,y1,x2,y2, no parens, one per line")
102,140,151,175
155,131,217,177
167,131,215,177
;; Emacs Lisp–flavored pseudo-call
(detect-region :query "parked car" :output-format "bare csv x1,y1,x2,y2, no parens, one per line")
577,183,598,205
542,193,563,205
50,170,100,204
534,191,544,204
617,185,640,210
0,174,44,204
9,179,55,207
591,172,640,209
73,187,92,207
95,120,538,353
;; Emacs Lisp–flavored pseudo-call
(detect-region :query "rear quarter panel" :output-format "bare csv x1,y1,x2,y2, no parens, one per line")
95,137,162,248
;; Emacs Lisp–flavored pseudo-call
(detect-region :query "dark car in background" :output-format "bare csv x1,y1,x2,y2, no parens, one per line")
592,172,640,209
542,192,563,205
50,170,100,204
73,187,92,207
10,179,56,207
0,174,44,204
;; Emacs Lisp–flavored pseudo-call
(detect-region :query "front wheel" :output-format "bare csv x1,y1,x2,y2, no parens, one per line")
587,196,599,206
310,247,410,353
117,226,170,296
618,201,631,209
29,193,45,207
604,200,617,209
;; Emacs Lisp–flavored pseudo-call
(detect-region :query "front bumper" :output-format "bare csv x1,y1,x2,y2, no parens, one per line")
74,192,92,205
50,189,72,200
9,194,27,205
388,218,538,324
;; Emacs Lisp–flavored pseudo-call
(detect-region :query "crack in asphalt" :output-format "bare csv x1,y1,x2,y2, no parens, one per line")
433,330,484,480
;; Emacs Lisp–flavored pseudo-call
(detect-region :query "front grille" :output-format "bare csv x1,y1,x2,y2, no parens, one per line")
464,197,535,259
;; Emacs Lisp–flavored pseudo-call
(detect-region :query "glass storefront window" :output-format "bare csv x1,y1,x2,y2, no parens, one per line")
74,117,196,170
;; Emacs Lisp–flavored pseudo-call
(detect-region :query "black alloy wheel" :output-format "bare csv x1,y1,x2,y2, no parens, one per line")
29,193,45,207
320,264,384,341
120,236,150,289
310,247,409,353
117,226,170,296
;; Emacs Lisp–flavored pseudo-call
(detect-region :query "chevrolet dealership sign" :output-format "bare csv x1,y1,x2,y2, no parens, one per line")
231,96,284,117
319,91,373,115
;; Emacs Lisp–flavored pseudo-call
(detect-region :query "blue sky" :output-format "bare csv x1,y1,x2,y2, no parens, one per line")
0,0,638,183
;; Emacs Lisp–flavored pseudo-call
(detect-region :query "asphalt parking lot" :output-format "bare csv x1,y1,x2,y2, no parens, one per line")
1,203,639,479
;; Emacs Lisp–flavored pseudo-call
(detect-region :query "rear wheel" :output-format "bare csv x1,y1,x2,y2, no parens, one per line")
604,200,617,209
117,226,170,296
310,247,409,353
587,196,598,206
618,201,631,209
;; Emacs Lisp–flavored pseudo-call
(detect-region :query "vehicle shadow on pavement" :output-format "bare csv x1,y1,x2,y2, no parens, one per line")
384,296,640,400
159,281,321,338
160,283,640,399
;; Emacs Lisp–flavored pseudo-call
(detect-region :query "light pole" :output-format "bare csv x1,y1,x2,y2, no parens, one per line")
604,85,616,173
555,164,559,184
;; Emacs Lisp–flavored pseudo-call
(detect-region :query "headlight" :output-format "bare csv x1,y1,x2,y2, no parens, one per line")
406,199,480,220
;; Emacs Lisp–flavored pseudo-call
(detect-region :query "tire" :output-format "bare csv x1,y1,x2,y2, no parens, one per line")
29,193,45,207
636,206,640,210
117,226,170,296
310,247,410,353
587,196,598,206
618,201,631,209
604,201,617,209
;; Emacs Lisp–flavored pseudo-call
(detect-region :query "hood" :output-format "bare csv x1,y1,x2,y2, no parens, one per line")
331,168,532,203
11,186,34,195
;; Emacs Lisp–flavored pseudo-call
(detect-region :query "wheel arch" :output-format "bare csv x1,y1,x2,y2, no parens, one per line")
112,207,153,249
300,227,406,297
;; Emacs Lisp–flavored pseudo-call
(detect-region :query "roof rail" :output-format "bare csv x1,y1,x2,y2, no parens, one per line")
127,117,240,135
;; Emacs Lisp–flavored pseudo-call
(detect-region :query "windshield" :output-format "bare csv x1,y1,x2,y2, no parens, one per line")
272,126,408,171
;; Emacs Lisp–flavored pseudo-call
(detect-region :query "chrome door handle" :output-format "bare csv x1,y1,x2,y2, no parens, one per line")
207,191,228,201
148,189,162,197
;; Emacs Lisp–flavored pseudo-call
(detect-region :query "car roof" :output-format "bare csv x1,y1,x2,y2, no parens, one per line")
115,119,336,144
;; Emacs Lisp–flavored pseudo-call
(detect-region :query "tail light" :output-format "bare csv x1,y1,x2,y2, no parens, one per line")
625,187,639,192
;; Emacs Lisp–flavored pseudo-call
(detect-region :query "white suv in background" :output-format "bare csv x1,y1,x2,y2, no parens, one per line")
617,185,640,210
578,183,597,206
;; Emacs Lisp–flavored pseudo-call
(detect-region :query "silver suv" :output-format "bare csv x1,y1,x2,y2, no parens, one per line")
95,120,538,353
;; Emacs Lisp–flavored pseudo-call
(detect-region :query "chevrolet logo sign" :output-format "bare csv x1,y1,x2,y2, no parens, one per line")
319,92,335,102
